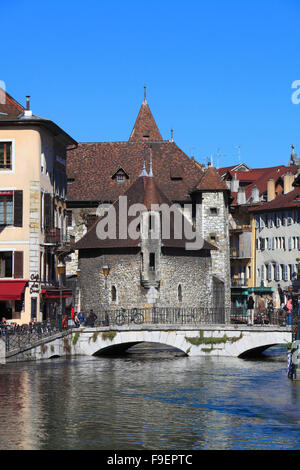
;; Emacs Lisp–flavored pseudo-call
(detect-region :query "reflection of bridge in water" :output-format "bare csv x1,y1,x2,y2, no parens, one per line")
0,307,292,364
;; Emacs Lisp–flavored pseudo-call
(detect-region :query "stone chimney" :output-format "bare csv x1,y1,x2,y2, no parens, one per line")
237,187,246,205
267,178,275,201
283,172,294,194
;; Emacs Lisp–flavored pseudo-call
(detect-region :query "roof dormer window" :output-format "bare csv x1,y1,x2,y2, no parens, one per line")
111,167,129,183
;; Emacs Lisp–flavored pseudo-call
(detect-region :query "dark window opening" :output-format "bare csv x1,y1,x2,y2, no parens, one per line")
149,253,155,270
210,207,218,215
0,251,13,278
111,286,117,302
178,284,183,303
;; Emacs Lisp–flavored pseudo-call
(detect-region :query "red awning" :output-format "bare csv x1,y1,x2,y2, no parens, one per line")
42,288,73,299
0,280,28,301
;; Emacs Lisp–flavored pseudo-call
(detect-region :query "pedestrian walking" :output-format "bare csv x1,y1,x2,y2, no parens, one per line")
246,295,255,326
77,311,86,325
267,296,274,324
286,297,292,325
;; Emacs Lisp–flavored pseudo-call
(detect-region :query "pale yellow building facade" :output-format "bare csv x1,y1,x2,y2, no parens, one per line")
0,90,77,324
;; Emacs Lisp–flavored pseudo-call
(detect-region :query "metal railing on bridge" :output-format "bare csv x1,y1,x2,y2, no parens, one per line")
1,320,71,353
95,307,228,327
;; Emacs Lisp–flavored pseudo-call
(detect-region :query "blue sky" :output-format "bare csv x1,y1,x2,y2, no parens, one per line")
2,0,300,169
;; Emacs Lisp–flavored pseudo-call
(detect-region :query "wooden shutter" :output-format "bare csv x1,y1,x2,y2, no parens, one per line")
44,193,52,229
14,251,23,278
14,190,23,227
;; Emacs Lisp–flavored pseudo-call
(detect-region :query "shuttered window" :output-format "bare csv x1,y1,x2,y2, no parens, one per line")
0,251,12,277
14,251,23,278
44,193,53,229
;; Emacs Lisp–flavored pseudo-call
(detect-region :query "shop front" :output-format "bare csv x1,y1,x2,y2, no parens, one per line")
0,280,28,321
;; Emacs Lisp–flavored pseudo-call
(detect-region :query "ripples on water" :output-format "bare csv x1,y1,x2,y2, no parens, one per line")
0,344,300,450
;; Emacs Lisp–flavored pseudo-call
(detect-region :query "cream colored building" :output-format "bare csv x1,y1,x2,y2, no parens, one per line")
0,89,77,324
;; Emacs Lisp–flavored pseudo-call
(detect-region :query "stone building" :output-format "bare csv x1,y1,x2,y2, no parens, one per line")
66,97,231,314
75,162,231,320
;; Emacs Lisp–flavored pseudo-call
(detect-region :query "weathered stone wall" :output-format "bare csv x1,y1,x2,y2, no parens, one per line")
78,248,213,312
195,191,231,316
66,207,96,276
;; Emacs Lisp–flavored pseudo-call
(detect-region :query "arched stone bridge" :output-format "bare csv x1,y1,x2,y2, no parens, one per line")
2,324,292,363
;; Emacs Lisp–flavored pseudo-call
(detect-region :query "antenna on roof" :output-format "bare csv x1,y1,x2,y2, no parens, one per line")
235,145,241,163
144,85,147,104
170,128,174,142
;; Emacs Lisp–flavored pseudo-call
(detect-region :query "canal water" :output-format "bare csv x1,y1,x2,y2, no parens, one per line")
0,345,300,450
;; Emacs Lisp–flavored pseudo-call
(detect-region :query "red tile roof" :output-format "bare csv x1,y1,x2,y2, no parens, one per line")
129,102,163,142
67,141,204,203
75,174,216,251
193,166,229,192
0,88,24,120
248,186,300,212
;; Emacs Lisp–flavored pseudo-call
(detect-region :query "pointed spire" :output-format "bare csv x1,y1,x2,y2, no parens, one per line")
139,160,149,177
129,96,163,142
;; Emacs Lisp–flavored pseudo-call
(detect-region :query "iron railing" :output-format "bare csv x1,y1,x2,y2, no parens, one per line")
94,307,228,327
1,320,72,353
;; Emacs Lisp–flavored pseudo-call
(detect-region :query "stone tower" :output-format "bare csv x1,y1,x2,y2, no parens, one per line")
190,165,231,321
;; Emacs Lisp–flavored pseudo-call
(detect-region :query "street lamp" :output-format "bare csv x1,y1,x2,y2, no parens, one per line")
76,268,81,314
57,261,65,331
102,265,110,325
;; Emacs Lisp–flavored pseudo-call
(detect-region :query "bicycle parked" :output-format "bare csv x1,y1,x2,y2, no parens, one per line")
115,308,144,326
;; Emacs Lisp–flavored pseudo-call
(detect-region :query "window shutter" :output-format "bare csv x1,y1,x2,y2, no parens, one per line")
13,190,23,227
283,264,288,281
275,264,280,281
276,212,281,227
272,237,275,250
267,264,272,281
44,193,52,229
267,238,272,250
14,251,23,278
261,265,265,281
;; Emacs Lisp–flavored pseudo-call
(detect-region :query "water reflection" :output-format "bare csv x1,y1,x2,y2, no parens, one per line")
0,346,300,450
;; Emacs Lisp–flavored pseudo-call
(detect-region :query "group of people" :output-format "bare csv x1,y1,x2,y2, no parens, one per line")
246,287,300,326
68,308,98,328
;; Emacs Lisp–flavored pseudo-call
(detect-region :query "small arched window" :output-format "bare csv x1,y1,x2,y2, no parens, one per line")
111,285,117,302
178,284,183,303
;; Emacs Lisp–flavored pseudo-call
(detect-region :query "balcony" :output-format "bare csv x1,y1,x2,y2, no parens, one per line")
44,228,61,244
44,228,75,250
231,278,249,287
230,249,251,259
